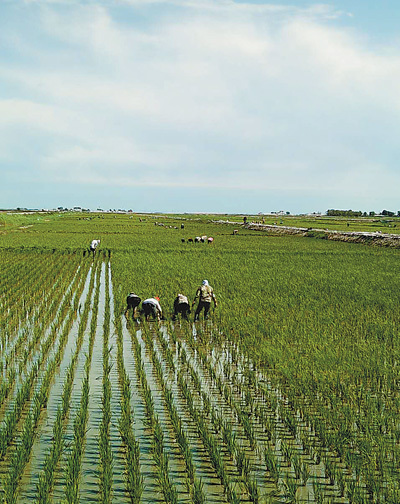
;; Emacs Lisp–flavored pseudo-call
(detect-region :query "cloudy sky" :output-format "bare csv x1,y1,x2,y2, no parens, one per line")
1,1,399,213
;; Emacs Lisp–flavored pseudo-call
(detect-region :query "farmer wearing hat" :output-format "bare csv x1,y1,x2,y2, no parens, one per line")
142,296,163,322
125,292,141,320
192,280,217,321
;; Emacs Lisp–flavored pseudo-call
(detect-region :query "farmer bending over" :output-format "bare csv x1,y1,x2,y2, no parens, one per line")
125,292,141,320
172,294,190,321
90,239,100,257
192,280,217,321
142,296,163,322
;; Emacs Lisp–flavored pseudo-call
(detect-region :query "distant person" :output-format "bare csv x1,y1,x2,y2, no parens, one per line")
192,280,217,321
172,294,190,321
90,239,100,257
142,296,163,322
125,292,141,320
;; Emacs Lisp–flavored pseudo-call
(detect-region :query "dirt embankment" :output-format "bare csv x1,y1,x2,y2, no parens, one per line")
213,220,400,248
249,223,400,248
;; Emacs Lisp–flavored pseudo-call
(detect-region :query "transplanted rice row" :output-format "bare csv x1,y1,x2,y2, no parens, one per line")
32,261,98,503
0,259,92,503
62,259,102,504
140,323,207,504
0,253,79,371
98,261,113,504
0,253,78,351
0,261,89,488
113,283,143,503
178,325,319,502
129,324,179,504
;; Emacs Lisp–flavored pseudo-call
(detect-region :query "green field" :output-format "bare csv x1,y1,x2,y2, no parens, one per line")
0,211,400,503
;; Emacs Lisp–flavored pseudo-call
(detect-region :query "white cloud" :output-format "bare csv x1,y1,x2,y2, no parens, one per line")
1,1,400,210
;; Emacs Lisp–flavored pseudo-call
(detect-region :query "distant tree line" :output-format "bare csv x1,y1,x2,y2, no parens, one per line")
326,209,363,217
327,209,400,217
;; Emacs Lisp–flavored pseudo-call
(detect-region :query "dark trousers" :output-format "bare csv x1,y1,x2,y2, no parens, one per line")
173,302,190,320
194,301,211,321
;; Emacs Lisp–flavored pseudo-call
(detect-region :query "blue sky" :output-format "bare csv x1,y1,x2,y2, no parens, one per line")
1,0,399,214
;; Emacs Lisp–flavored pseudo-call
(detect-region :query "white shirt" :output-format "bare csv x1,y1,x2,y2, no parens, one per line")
91,239,100,249
177,294,189,304
142,298,162,314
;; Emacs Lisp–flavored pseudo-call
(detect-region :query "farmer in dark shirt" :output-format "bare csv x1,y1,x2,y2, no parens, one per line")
125,292,141,320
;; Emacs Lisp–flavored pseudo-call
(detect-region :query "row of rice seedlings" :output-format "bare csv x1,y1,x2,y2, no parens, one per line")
155,328,176,373
0,280,82,461
181,329,260,450
179,348,261,504
181,326,318,502
64,261,102,504
0,260,87,414
115,313,143,504
213,318,400,500
310,392,400,499
140,325,206,503
34,262,98,503
0,262,93,504
130,326,178,504
176,369,243,503
113,304,143,503
202,328,394,503
98,262,113,504
0,253,54,337
271,378,400,502
0,252,78,350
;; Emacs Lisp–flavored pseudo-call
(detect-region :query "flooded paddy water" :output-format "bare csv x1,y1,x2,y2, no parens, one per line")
0,257,349,503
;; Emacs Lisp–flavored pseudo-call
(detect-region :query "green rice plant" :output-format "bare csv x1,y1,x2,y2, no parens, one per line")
192,478,206,504
346,478,364,504
222,420,237,459
324,457,335,485
296,460,308,487
245,475,259,504
241,412,256,450
226,484,241,504
264,446,280,485
264,416,275,442
282,474,299,504
312,478,325,504
335,466,345,497
281,440,294,466
292,454,302,481
235,445,246,477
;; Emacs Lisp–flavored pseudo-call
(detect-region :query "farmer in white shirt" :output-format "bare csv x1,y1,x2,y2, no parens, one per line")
90,239,100,257
142,297,162,322
172,294,190,321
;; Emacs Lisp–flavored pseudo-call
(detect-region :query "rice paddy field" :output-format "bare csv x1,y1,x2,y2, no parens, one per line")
1,211,400,503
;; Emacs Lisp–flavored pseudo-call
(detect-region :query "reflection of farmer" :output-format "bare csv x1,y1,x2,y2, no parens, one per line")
125,292,141,320
90,239,100,257
142,297,162,322
172,294,190,321
192,280,217,321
